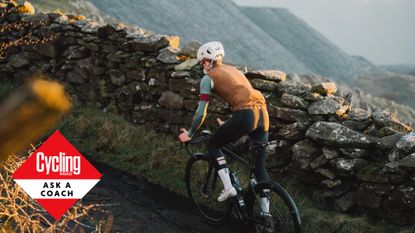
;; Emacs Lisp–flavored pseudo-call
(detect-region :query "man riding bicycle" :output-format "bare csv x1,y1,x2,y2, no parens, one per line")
178,41,271,215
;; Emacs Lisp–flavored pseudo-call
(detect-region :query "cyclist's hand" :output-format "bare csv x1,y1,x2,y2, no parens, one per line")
216,118,224,127
178,128,191,143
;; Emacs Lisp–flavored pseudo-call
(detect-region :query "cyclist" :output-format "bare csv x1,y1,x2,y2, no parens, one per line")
178,41,271,214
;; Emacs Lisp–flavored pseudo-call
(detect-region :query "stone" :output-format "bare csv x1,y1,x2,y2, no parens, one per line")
376,133,405,150
322,183,354,198
356,165,406,184
6,12,20,22
330,158,369,176
171,71,191,79
155,109,184,124
81,21,100,33
321,179,342,189
316,168,335,179
63,46,87,59
310,155,328,169
379,127,399,137
245,70,286,82
342,120,371,132
268,146,293,168
398,153,415,168
126,34,180,52
178,41,201,58
291,139,320,169
347,108,371,121
108,70,126,86
308,96,345,116
84,43,100,52
268,106,308,123
356,183,395,209
110,51,129,63
280,93,307,110
339,148,369,159
54,15,68,24
306,121,377,148
98,24,116,37
38,44,55,57
66,70,86,84
21,13,49,23
311,82,337,95
322,147,340,160
388,132,415,162
303,92,321,102
157,46,180,64
277,122,307,140
158,91,184,110
342,108,372,131
277,80,311,95
395,132,415,154
383,161,401,173
175,59,199,71
372,110,412,133
8,54,29,68
384,184,415,210
250,79,278,91
289,169,325,185
75,57,93,70
365,124,380,137
334,191,356,212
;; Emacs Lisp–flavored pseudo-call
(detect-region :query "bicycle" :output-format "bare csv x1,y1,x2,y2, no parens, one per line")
183,130,302,233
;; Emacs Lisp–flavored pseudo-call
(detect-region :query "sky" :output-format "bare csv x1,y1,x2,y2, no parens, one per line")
233,0,415,65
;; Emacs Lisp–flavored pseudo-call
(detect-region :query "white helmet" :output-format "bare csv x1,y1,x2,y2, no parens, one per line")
197,41,225,62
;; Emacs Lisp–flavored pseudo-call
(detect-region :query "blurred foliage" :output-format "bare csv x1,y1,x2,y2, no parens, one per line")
0,78,71,163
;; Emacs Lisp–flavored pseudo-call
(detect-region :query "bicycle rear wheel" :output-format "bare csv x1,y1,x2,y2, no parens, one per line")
248,181,301,233
185,153,231,225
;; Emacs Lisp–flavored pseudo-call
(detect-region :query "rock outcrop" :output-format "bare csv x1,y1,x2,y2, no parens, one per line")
1,2,414,225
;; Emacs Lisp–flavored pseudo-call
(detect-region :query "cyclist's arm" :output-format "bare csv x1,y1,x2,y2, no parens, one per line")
188,75,213,137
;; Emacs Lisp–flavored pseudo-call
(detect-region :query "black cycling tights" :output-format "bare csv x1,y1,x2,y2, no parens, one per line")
207,108,270,183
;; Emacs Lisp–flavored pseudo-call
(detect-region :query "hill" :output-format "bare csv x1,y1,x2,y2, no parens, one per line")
240,7,374,83
88,0,372,82
354,72,415,110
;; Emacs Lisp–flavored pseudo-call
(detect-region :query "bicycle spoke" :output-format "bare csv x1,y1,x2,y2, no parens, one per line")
186,155,231,225
251,184,300,233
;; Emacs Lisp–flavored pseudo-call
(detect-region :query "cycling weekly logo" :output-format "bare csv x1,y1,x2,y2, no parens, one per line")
13,130,102,221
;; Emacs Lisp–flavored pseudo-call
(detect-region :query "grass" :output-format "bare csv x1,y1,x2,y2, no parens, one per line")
56,106,415,233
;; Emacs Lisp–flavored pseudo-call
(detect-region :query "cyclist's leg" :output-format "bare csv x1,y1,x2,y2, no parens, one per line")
208,110,254,200
249,107,271,214
207,109,254,170
249,107,270,182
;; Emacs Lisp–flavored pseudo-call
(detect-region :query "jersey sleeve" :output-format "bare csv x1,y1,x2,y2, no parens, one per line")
188,75,212,137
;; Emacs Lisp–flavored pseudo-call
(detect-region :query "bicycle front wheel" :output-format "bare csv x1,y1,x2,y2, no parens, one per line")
185,153,231,225
248,181,301,233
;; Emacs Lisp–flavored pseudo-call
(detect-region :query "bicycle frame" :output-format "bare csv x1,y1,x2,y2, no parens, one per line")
183,132,302,232
184,133,269,224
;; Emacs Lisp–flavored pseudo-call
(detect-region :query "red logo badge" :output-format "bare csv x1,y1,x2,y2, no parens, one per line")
13,130,102,221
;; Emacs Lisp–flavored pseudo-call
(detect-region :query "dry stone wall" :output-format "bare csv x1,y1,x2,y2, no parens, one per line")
1,1,415,225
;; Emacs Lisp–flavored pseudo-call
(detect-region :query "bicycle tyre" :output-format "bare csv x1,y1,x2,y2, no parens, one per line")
247,181,301,233
185,152,232,225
